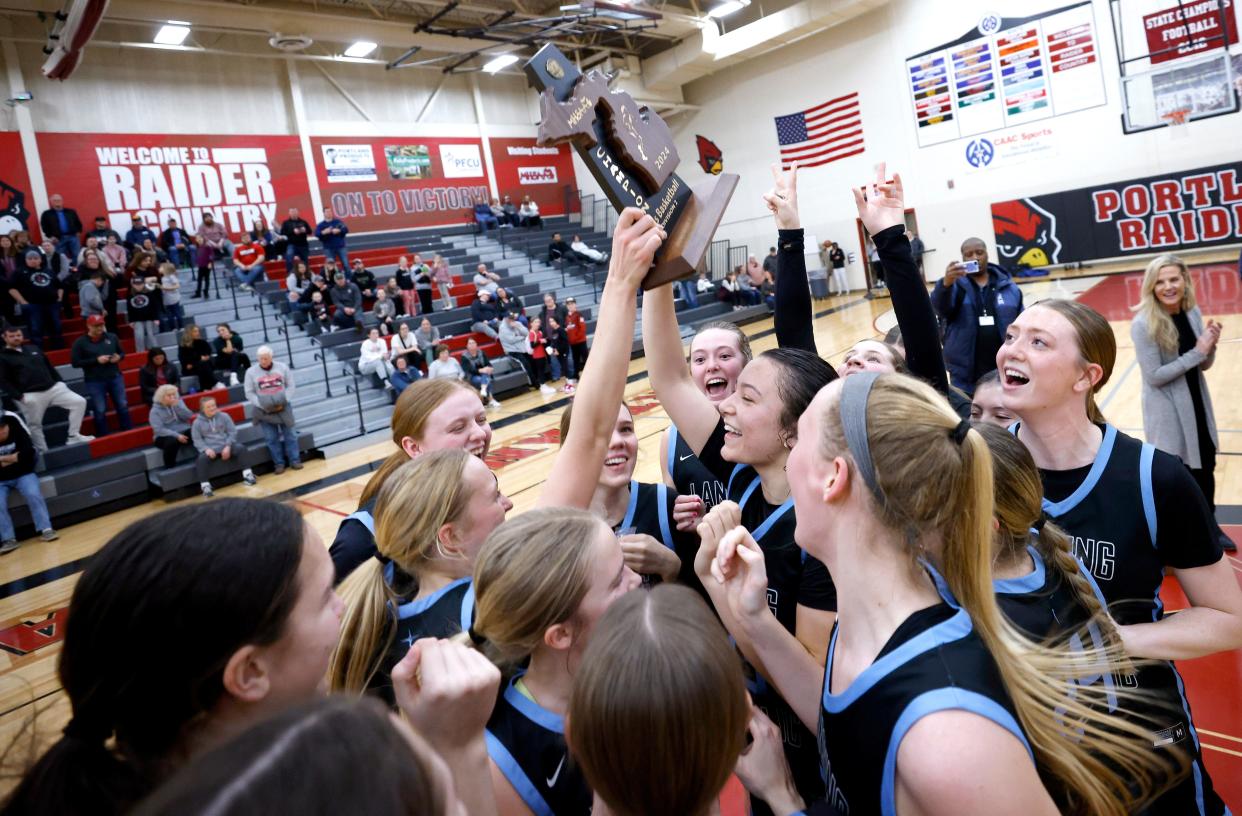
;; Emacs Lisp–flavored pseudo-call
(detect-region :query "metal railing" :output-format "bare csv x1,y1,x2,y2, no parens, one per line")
341,365,368,436
707,240,730,279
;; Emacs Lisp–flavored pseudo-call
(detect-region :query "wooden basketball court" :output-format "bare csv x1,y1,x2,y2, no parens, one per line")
2,262,1240,810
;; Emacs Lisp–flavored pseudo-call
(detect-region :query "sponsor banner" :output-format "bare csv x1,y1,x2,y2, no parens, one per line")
309,135,493,232
0,133,36,239
1143,0,1238,64
963,125,1057,171
322,144,378,183
38,133,313,237
991,161,1242,265
487,138,576,216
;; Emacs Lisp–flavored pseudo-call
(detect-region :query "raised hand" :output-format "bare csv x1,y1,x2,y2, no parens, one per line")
619,533,681,582
852,161,906,236
762,163,800,230
672,493,705,532
608,207,665,289
391,637,500,754
695,500,742,578
735,705,804,816
713,526,771,622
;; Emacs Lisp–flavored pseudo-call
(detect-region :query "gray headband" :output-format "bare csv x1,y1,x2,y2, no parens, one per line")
839,371,886,506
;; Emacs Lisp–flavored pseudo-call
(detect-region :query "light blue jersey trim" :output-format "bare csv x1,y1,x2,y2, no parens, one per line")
1139,442,1157,546
1040,424,1118,519
666,424,679,475
484,730,554,816
992,545,1046,594
656,483,674,550
394,576,471,621
504,676,565,734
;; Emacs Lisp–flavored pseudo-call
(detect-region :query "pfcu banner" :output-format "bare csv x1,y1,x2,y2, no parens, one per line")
991,161,1242,265
38,133,314,237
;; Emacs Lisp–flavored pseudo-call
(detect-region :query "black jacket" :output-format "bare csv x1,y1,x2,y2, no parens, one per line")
471,298,499,324
460,349,491,378
0,345,62,399
0,413,37,481
139,361,181,405
280,218,312,248
71,332,125,382
40,207,83,240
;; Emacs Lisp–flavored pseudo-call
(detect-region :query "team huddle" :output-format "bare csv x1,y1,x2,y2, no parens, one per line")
4,164,1239,816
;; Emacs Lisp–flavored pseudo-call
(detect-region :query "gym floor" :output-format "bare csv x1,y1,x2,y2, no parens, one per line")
1,260,1239,811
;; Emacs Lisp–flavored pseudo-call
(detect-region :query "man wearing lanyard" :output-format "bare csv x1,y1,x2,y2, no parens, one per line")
930,237,1023,395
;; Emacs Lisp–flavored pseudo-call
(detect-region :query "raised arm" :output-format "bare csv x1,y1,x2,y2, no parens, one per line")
641,284,720,454
765,165,817,354
538,208,663,509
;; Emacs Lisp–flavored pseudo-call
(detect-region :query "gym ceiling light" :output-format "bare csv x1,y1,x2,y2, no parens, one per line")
482,54,519,73
344,41,377,58
707,0,749,19
153,21,191,46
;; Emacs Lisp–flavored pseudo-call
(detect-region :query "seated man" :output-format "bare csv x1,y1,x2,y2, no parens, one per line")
473,200,498,231
0,410,58,554
350,258,377,299
472,263,501,298
159,217,194,269
86,215,121,247
570,234,608,263
470,290,501,339
328,272,363,332
459,337,501,409
500,195,520,227
124,213,157,252
232,235,267,291
191,395,257,498
0,324,92,451
548,232,583,264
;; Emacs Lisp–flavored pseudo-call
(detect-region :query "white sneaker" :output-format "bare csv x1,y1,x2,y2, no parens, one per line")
242,469,257,486
488,398,501,409
479,383,488,397
539,384,556,395
229,373,240,387
67,433,95,444
200,482,215,498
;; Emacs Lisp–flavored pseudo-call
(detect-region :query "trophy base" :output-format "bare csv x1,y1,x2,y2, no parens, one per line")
642,172,740,291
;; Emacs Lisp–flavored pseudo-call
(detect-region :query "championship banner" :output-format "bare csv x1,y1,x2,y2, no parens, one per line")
37,132,313,237
487,138,576,215
0,133,36,239
991,161,1242,265
308,135,494,233
1143,0,1238,64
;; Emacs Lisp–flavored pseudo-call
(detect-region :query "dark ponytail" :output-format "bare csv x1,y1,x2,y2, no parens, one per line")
1,499,306,816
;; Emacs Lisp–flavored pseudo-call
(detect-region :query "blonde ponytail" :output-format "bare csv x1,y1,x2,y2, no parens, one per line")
329,559,391,693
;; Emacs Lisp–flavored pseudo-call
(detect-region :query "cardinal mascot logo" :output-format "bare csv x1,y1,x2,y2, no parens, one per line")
696,135,722,175
992,198,1062,268
0,180,31,236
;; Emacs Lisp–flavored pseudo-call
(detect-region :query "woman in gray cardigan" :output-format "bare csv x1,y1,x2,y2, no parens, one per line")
1131,253,1223,508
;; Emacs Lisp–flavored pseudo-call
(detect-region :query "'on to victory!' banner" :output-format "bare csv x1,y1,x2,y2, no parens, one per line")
991,160,1242,265
37,133,314,236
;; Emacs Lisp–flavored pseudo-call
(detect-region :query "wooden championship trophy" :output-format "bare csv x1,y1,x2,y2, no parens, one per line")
525,44,738,289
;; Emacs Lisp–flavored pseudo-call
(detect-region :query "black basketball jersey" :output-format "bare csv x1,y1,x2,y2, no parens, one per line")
1024,423,1226,816
368,574,475,706
485,675,592,816
611,480,705,597
667,423,727,510
818,603,1030,816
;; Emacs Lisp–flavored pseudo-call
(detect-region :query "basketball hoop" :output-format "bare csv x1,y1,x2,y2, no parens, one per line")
1161,108,1191,138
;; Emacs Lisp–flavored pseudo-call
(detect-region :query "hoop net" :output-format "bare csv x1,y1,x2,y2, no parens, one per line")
1162,108,1191,138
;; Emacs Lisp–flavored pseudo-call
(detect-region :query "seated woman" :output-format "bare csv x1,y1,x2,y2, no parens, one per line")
211,323,251,387
190,395,258,498
519,195,542,228
426,344,463,381
138,347,180,406
390,354,421,396
178,325,217,391
148,384,195,470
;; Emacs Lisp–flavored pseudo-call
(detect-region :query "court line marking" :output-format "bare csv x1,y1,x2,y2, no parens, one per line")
1201,742,1242,760
1197,728,1242,745
293,499,349,517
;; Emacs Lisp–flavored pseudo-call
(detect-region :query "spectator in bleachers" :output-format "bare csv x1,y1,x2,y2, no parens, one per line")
745,254,766,287
495,287,526,326
306,290,330,334
527,316,554,394
564,297,588,383
87,215,120,247
314,208,350,269
719,269,743,309
212,323,251,387
678,272,699,309
571,234,608,264
78,236,114,275
126,271,163,353
150,384,196,470
139,347,180,406
39,194,82,263
469,290,500,340
389,353,420,396
548,232,579,265
126,248,158,279
501,195,520,227
358,327,396,393
329,271,363,332
248,217,283,261
736,267,761,306
426,343,464,381
500,310,533,385
71,315,133,436
192,395,257,498
158,262,184,331
0,234,16,274
473,263,500,297
432,254,454,310
519,195,542,228
39,238,74,299
389,322,421,369
158,217,194,269
393,256,417,316
285,259,312,300
231,235,266,292
0,324,92,451
543,314,568,384
696,269,714,297
473,199,498,232
193,212,233,299
413,317,441,366
77,265,107,323
350,258,377,300
371,288,397,335
489,198,510,229
15,249,64,349
101,234,127,273
139,237,167,265
382,278,403,316
0,410,58,555
279,208,312,273
0,240,19,329
178,325,217,391
538,292,567,331
124,214,156,252
761,245,778,276
414,259,434,315
761,269,777,310
244,346,302,474
460,337,500,409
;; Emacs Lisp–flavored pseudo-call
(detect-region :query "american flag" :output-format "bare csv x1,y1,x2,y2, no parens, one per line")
773,91,864,171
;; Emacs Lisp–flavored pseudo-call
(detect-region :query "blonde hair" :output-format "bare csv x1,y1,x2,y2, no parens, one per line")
1032,299,1115,424
470,508,606,665
818,374,1179,815
358,379,478,506
1135,254,1196,354
152,384,179,403
329,450,475,693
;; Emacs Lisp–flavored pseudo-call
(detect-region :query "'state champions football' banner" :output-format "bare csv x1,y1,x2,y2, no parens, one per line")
991,161,1242,265
0,132,36,238
37,132,314,237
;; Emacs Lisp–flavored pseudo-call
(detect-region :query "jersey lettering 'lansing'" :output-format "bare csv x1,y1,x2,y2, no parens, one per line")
485,676,592,816
667,424,727,509
818,603,1029,816
1034,423,1227,816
